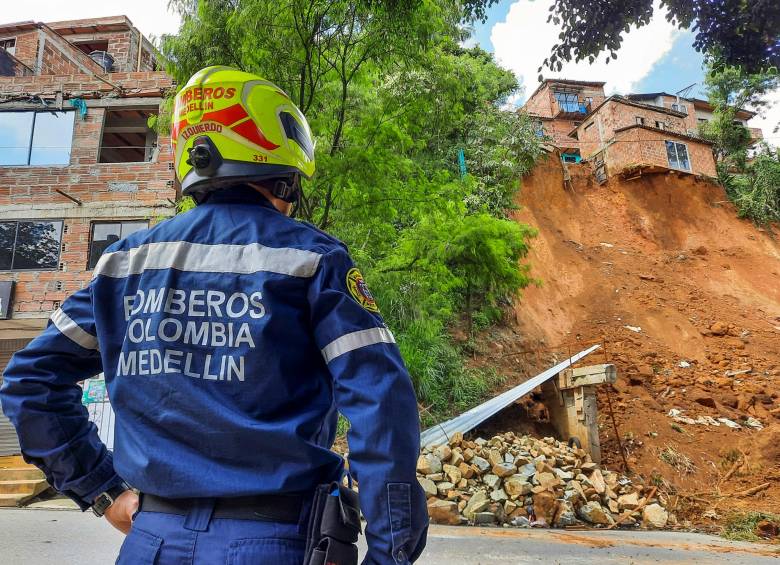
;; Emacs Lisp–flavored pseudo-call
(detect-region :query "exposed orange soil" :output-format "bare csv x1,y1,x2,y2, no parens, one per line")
485,155,780,528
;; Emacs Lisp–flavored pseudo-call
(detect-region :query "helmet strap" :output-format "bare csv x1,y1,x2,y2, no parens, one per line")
271,174,301,203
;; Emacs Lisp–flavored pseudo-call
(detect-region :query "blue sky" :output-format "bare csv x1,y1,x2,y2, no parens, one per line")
471,0,706,103
472,0,777,141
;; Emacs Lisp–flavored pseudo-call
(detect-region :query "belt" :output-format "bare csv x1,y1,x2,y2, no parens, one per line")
139,492,305,524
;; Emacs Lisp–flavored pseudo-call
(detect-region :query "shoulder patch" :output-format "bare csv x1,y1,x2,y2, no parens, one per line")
346,268,379,313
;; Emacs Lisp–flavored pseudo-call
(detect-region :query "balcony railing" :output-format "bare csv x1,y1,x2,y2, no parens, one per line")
553,98,592,118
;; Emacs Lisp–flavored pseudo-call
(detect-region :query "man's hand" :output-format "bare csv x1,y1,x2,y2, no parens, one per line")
104,489,139,534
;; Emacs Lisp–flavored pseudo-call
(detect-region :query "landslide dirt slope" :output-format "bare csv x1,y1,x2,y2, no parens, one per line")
511,155,780,525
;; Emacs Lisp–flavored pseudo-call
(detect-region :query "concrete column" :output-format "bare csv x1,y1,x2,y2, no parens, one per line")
542,364,616,463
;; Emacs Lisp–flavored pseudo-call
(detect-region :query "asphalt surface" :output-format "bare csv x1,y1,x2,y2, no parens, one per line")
0,508,777,564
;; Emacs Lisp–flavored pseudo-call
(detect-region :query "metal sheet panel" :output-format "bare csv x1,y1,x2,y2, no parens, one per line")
420,344,601,448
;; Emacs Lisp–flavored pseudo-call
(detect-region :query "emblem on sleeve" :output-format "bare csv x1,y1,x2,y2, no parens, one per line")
346,268,379,313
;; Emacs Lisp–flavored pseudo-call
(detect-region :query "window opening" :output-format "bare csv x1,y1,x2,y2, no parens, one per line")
0,111,75,166
636,117,645,126
553,91,582,113
655,121,665,130
73,40,109,57
0,220,63,271
88,221,149,268
99,108,158,163
665,141,690,171
0,37,16,56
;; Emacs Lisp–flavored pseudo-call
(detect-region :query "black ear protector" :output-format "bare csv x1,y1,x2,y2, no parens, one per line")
186,136,223,177
271,174,301,203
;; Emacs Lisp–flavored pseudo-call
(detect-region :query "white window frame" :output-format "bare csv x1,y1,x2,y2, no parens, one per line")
665,140,691,172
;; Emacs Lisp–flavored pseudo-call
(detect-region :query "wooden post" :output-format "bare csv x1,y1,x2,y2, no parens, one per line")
542,364,616,463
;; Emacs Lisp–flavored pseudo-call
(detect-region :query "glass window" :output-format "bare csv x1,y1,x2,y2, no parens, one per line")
88,221,148,268
0,112,34,166
0,222,15,270
0,111,75,166
666,141,691,171
30,112,75,166
0,220,63,271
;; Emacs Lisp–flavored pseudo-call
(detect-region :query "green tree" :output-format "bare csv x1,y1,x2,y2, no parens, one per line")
161,0,545,423
699,63,779,169
697,62,780,226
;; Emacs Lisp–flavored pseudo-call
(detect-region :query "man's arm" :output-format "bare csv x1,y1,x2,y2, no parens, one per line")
308,246,428,565
0,284,123,510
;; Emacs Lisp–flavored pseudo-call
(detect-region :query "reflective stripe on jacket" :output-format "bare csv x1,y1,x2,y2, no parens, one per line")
0,186,428,564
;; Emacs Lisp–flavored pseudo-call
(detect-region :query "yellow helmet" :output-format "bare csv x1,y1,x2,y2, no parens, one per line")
172,66,315,201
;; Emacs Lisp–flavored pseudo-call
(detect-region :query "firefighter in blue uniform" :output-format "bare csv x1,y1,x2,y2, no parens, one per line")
0,67,428,564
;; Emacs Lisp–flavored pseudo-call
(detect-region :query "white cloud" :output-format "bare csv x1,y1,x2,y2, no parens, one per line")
491,0,681,101
749,90,780,147
1,1,181,41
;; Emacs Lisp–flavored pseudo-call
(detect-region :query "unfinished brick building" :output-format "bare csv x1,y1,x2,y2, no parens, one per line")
522,78,762,179
571,96,718,179
522,79,607,160
0,16,176,457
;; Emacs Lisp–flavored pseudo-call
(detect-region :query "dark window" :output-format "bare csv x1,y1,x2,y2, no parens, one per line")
636,117,645,125
0,220,63,271
0,111,75,166
88,221,148,269
0,37,15,56
73,40,109,57
655,120,665,130
99,109,158,163
665,141,690,171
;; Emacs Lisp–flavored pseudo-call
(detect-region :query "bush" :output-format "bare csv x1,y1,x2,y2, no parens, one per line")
719,148,780,226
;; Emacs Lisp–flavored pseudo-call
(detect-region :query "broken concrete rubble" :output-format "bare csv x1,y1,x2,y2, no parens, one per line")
419,432,672,529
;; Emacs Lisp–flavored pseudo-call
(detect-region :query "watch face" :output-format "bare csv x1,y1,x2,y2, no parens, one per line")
92,493,112,517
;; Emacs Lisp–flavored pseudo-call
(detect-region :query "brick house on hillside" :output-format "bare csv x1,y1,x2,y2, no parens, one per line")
522,78,764,180
570,96,718,179
0,16,176,456
522,79,607,161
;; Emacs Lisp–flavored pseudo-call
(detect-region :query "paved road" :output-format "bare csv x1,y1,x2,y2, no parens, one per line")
0,508,777,564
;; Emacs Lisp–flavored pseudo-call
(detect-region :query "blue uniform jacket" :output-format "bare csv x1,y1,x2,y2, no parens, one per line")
0,187,428,564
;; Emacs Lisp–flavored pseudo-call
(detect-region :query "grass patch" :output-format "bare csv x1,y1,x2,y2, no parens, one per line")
722,512,780,542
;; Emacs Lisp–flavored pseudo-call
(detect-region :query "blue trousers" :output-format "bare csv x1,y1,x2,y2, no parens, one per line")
117,498,308,564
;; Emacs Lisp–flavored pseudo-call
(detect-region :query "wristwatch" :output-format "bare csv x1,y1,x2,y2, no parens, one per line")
91,481,131,517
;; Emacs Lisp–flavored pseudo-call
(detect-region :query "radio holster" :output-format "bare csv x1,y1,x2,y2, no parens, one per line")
304,481,362,565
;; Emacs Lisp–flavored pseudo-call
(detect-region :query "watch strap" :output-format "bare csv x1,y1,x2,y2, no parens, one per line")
91,481,130,517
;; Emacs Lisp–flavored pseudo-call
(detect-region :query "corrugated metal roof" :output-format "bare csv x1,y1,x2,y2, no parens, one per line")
420,344,601,448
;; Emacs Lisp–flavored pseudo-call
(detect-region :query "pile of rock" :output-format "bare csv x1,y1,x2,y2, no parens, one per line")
419,432,672,529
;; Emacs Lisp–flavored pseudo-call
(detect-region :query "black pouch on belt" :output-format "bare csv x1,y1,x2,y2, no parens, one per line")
304,481,362,565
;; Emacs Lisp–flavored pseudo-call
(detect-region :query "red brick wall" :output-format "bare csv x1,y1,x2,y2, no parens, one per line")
525,83,555,118
541,118,582,151
605,127,717,177
0,72,176,317
9,31,39,70
581,99,688,142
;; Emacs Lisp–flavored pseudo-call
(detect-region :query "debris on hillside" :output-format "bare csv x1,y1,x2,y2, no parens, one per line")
420,431,672,529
